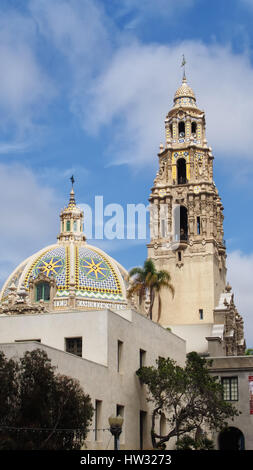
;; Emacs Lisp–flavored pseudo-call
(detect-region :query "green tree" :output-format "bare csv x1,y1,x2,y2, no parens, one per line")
128,258,174,320
245,348,253,355
136,352,239,449
0,349,93,450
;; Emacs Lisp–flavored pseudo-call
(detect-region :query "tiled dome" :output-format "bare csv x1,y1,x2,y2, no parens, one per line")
173,76,197,108
0,188,128,310
0,242,127,308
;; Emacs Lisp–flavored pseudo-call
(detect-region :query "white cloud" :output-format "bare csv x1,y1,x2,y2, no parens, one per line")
0,163,60,285
227,250,253,347
109,0,195,30
0,10,55,143
29,0,112,84
82,41,253,166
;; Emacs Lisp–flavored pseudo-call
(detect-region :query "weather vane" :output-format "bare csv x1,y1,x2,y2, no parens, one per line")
70,175,75,188
181,54,186,80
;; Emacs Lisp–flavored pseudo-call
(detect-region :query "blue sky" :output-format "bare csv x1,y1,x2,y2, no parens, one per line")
0,0,253,345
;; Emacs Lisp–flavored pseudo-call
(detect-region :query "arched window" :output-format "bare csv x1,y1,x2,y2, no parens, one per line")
191,121,197,135
66,220,71,232
180,206,188,240
36,282,50,302
178,121,185,137
177,158,187,184
174,206,188,241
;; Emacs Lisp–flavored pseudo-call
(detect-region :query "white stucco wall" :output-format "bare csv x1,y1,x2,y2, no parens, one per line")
169,323,212,353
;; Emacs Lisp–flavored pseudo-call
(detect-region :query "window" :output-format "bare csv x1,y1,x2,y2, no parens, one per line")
65,337,82,357
221,377,239,401
199,309,203,320
117,340,123,373
66,220,71,232
177,158,187,185
73,220,77,231
178,121,185,137
197,216,201,235
140,349,146,368
140,411,147,450
95,400,102,441
191,121,197,135
36,282,50,302
178,251,182,262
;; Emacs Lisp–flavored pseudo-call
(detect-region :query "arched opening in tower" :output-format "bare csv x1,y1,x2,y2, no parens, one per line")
179,206,188,240
178,121,185,137
191,121,197,136
177,158,187,185
174,205,188,241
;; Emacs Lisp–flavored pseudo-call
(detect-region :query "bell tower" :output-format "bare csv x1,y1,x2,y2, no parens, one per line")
148,72,228,339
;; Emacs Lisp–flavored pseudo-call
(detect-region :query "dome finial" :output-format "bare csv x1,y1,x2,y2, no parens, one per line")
70,174,75,187
181,54,186,82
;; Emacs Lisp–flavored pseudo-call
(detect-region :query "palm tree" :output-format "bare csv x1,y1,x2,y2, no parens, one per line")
128,259,174,321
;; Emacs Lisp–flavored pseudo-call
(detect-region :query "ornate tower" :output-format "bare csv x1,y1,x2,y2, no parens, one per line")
148,73,229,346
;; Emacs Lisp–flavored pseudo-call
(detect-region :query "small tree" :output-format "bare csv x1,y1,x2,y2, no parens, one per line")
128,258,174,320
0,349,93,450
136,352,239,449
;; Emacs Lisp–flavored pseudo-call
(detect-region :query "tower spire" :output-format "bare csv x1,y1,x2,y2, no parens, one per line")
181,54,186,81
58,179,86,243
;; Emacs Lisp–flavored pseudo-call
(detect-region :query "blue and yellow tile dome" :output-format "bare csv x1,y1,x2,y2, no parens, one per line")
0,188,128,310
0,242,128,309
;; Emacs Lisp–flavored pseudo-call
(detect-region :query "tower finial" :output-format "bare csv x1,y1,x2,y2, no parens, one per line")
181,54,186,81
70,175,75,188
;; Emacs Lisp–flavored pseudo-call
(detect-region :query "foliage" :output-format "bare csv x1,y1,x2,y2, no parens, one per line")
128,258,174,320
136,351,239,449
245,348,253,355
0,349,93,450
176,435,214,450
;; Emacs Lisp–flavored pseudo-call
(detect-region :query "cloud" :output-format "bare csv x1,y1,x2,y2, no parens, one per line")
29,0,112,82
113,0,195,28
81,41,253,167
0,9,55,145
227,250,253,347
0,163,60,286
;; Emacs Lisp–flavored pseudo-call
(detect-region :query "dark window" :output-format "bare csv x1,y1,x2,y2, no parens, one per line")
174,205,188,242
177,158,187,184
116,404,124,418
169,123,173,135
191,122,197,134
180,206,188,240
199,309,203,320
178,121,185,137
221,377,239,401
197,216,201,235
66,220,71,232
117,340,123,373
95,400,102,441
36,282,50,302
178,251,182,262
140,349,146,368
65,337,82,357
